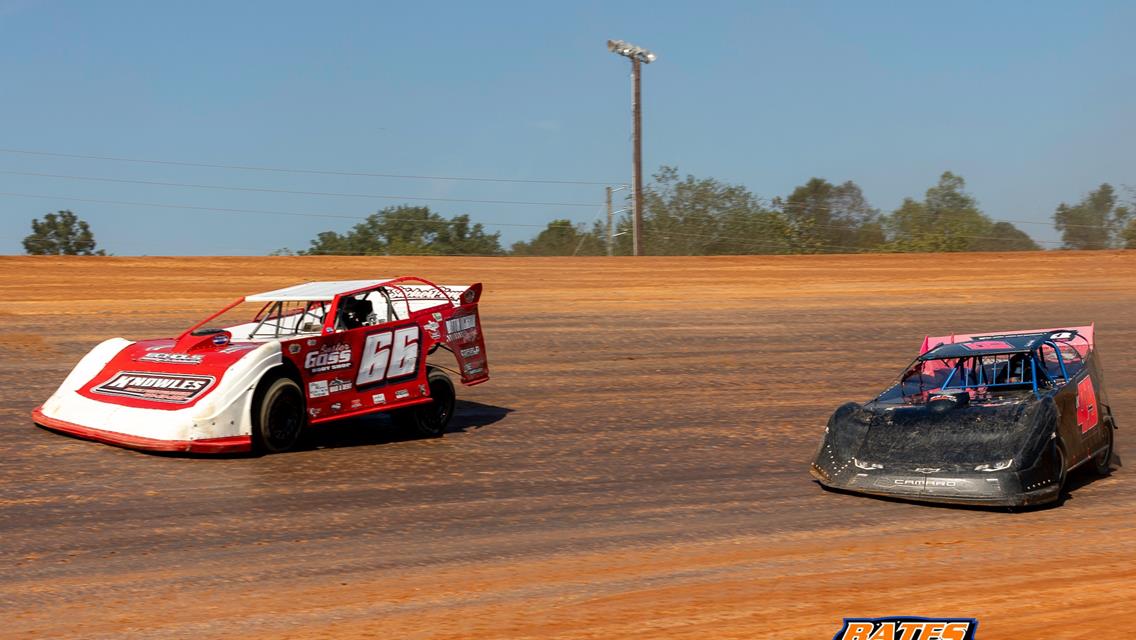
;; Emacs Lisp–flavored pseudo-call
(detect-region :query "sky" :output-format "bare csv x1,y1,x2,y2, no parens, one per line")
1,0,1133,255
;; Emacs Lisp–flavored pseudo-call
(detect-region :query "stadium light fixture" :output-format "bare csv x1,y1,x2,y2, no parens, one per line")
607,39,657,256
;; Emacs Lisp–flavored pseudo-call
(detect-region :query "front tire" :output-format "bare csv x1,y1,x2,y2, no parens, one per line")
1092,417,1115,476
253,377,305,453
1054,442,1068,496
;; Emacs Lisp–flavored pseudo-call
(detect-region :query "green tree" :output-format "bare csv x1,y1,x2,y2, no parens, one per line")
775,178,884,253
885,172,1037,252
969,221,1041,252
1053,184,1129,249
23,210,106,255
1123,217,1136,249
615,166,789,255
303,205,503,255
510,219,605,256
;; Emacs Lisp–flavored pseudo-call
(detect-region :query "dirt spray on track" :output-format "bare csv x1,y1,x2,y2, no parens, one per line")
0,253,1133,639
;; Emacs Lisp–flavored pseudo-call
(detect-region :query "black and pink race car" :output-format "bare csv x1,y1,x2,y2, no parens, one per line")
810,326,1118,507
33,277,489,454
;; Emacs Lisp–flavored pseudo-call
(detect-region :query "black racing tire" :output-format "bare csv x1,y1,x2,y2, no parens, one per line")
1054,441,1068,495
393,368,455,438
253,377,305,453
1092,417,1115,476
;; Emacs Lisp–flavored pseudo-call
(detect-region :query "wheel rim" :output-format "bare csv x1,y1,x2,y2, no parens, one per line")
266,387,303,448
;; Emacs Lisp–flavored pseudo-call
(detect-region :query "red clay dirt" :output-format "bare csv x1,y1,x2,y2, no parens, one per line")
0,253,1132,639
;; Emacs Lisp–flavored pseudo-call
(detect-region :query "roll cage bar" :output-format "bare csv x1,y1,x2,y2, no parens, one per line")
179,276,466,341
887,330,1089,402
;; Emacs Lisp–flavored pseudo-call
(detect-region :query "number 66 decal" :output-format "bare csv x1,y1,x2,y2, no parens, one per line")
356,326,420,386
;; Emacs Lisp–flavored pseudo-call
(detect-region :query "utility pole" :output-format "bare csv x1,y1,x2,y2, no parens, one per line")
631,57,643,257
606,186,614,256
608,39,656,257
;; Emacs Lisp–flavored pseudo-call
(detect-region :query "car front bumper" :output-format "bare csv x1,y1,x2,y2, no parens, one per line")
32,407,252,454
809,463,1061,507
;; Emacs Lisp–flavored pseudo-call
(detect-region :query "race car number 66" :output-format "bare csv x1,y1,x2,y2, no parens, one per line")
356,326,419,385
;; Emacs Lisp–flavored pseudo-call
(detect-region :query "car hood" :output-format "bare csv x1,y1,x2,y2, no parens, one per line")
850,401,1036,466
75,337,268,410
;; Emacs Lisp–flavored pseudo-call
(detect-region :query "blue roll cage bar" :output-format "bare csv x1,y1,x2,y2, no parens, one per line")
938,338,1073,398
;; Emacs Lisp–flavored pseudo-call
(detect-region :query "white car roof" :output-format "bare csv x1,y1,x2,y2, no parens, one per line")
246,280,394,302
246,280,466,302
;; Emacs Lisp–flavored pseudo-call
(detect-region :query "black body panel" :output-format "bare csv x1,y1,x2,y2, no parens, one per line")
810,333,1116,507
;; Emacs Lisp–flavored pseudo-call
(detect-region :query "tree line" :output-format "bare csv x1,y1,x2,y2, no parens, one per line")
21,168,1136,255
296,168,1133,256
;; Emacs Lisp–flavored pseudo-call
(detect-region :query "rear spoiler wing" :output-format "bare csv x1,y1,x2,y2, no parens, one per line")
433,283,489,386
919,324,1095,356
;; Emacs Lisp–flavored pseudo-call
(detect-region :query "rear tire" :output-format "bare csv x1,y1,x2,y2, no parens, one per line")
253,377,305,453
393,368,455,437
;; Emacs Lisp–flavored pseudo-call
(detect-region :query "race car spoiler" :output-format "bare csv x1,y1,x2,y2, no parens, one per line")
919,324,1094,357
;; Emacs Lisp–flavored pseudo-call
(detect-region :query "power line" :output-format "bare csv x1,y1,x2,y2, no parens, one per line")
0,148,627,187
0,190,1064,248
0,170,604,208
0,191,583,228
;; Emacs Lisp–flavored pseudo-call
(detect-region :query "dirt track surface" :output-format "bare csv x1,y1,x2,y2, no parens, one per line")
1,253,1133,639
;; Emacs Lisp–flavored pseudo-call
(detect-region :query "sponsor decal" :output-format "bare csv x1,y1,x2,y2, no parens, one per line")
893,477,962,488
927,479,961,488
212,333,230,346
832,617,977,640
1076,376,1098,432
445,314,477,336
460,345,481,358
92,371,215,404
372,393,386,405
308,380,329,398
330,402,342,412
304,343,353,373
145,345,168,352
423,320,442,340
395,389,410,400
288,344,301,355
308,407,322,418
350,398,363,410
219,344,256,354
306,339,317,346
914,468,941,474
418,383,427,395
432,312,443,322
138,352,204,365
329,377,353,393
960,340,1013,351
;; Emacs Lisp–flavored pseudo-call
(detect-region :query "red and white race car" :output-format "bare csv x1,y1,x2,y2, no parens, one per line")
32,277,489,454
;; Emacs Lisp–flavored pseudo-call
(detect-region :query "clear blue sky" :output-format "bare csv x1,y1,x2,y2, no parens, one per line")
1,0,1133,254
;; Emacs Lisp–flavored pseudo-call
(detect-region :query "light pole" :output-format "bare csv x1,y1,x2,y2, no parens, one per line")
608,39,656,257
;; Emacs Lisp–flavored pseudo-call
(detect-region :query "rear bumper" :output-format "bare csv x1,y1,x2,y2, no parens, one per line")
809,463,1060,507
32,407,252,454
